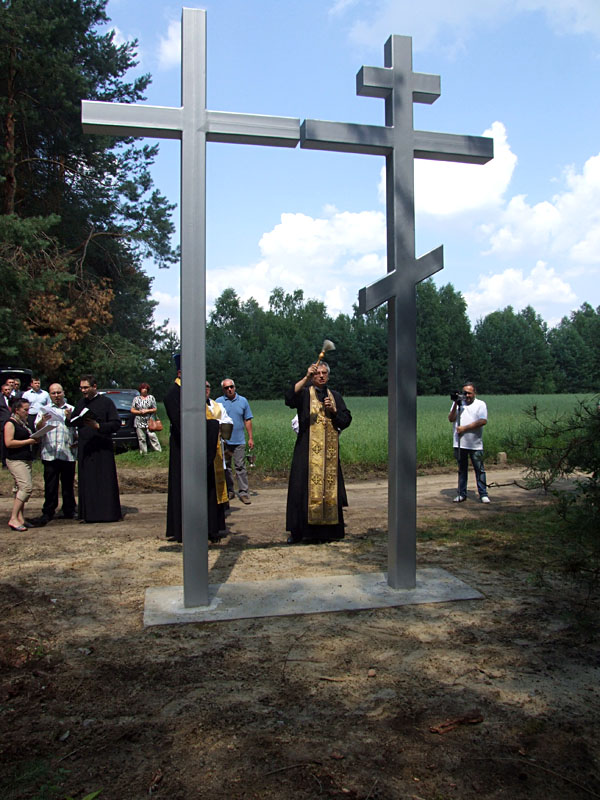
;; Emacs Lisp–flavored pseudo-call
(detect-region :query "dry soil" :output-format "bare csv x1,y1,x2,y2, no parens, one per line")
0,466,598,800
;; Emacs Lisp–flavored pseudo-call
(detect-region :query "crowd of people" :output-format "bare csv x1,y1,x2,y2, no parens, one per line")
2,366,491,539
1,375,128,528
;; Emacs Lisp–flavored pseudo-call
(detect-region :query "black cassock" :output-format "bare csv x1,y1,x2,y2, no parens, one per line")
285,383,352,542
164,381,182,541
70,393,121,523
164,381,221,542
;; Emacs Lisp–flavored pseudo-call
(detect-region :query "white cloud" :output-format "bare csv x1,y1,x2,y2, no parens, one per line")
342,0,600,51
152,289,180,333
259,209,386,266
329,0,360,16
526,0,600,38
464,261,576,322
343,252,387,277
412,121,516,216
158,19,181,70
206,208,387,317
378,122,516,214
483,151,600,264
470,151,600,322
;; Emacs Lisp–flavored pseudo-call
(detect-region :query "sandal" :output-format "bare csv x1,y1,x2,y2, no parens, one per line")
8,523,27,532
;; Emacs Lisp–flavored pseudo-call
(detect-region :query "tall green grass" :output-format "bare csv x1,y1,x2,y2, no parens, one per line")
250,393,595,472
114,394,595,472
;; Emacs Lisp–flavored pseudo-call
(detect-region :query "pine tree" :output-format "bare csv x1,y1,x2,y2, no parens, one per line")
0,0,177,385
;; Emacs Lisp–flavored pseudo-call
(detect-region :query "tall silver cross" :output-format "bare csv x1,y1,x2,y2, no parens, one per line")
82,8,300,607
302,36,493,588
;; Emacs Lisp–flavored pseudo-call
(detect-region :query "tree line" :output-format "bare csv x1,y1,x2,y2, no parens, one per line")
206,285,600,400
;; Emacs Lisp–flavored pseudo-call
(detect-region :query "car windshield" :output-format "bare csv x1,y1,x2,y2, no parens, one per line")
104,392,138,411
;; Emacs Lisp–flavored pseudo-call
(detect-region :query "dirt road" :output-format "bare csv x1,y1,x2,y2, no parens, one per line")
1,466,598,800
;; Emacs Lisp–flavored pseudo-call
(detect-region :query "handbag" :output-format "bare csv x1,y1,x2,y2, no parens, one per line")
148,416,163,432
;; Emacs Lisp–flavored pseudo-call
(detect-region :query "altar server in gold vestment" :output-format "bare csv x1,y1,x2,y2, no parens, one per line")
206,381,233,535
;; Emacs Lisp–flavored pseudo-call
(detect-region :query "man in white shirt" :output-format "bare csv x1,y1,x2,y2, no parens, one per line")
33,383,76,524
448,383,489,504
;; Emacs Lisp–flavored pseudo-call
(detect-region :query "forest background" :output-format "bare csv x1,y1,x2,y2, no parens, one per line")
1,0,599,402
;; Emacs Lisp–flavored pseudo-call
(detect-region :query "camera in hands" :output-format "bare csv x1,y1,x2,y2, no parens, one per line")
450,391,467,403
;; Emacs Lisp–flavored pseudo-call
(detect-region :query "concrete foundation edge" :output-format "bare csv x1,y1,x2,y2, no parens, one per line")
143,567,484,626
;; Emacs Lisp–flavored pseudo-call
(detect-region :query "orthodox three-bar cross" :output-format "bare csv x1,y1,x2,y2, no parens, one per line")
82,8,492,607
302,35,492,588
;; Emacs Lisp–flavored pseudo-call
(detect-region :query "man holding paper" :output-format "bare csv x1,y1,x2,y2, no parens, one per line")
23,377,51,431
68,375,122,523
33,383,76,525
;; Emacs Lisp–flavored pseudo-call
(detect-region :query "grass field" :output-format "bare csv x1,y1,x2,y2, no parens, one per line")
112,393,595,473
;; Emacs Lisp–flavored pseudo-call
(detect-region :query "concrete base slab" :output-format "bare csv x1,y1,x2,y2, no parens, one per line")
143,567,483,626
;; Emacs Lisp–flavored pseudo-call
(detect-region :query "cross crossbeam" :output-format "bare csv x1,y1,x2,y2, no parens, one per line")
83,103,300,146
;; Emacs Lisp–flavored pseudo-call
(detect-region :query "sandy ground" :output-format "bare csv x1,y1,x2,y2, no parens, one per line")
1,466,599,800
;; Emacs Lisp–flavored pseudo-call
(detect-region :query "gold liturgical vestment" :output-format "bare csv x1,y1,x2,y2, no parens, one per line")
307,386,339,525
206,401,228,505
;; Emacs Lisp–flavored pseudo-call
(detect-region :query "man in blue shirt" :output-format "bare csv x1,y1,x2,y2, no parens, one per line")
216,378,254,504
23,377,51,431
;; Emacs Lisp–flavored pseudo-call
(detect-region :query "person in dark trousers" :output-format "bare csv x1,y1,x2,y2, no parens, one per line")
164,359,225,544
68,375,121,523
164,361,182,541
32,383,77,525
448,382,489,503
216,378,254,504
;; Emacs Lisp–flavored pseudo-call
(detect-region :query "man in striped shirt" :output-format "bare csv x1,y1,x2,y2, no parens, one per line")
33,383,77,525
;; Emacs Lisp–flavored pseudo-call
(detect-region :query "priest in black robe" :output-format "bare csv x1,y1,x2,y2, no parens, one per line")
164,371,182,542
285,361,352,543
69,375,121,523
164,366,223,543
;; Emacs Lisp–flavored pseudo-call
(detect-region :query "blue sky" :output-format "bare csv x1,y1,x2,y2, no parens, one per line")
103,0,600,333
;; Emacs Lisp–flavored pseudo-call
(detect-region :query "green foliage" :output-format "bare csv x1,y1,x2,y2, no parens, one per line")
549,303,600,391
206,281,476,399
0,758,71,800
207,287,346,398
206,286,600,401
474,305,555,394
0,0,177,389
509,396,600,594
416,279,473,394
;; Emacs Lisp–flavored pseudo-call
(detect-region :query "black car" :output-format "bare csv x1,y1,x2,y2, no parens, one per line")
100,389,140,451
0,367,33,392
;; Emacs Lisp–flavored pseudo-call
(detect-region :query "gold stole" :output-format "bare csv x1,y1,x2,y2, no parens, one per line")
308,386,339,525
206,401,228,505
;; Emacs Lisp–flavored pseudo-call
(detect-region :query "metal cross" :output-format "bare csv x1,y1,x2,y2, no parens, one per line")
82,8,300,607
301,36,493,589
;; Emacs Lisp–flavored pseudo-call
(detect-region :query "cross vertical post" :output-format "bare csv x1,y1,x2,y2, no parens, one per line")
82,8,299,607
302,36,493,589
179,9,209,606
